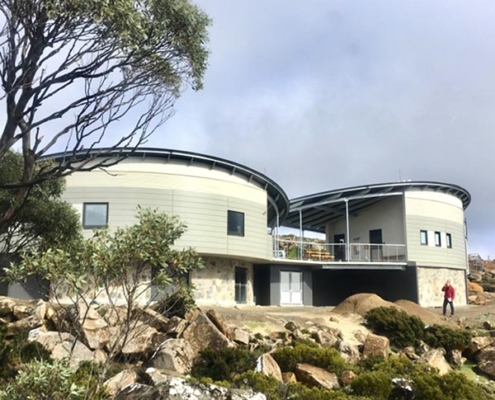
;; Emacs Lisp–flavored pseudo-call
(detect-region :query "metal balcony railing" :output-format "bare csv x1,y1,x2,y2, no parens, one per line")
273,238,407,263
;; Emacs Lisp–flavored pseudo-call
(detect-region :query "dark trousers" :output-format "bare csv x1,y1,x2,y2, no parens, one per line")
443,298,454,316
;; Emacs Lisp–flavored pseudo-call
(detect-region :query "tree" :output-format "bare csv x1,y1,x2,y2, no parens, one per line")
0,150,81,255
0,0,210,230
3,207,203,391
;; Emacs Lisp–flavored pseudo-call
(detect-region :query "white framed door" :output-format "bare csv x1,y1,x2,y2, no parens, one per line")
280,271,303,305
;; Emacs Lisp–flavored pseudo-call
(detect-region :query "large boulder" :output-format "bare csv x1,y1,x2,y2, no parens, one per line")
77,302,110,350
108,323,164,357
295,363,340,390
418,349,451,375
136,308,170,332
164,316,189,337
206,309,230,336
7,315,42,336
469,272,483,282
255,353,283,382
114,377,267,400
464,336,494,359
29,330,94,367
363,333,389,358
150,338,195,374
468,281,484,293
181,312,234,358
104,369,138,397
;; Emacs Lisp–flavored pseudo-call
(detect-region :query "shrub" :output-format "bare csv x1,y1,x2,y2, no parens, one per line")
350,370,393,400
365,307,425,349
272,343,350,375
191,347,257,382
156,285,197,318
233,371,285,400
423,324,472,352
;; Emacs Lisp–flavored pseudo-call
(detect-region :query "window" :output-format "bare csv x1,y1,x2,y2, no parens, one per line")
446,233,452,249
420,230,428,245
227,210,244,236
434,231,441,247
83,203,108,229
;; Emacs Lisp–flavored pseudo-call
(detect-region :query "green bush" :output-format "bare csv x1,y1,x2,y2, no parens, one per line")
272,343,350,375
350,370,393,400
365,307,425,349
156,285,197,318
191,347,257,382
233,371,285,400
423,324,472,352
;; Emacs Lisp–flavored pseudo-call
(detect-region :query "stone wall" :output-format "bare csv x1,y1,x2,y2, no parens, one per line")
416,266,467,307
191,257,254,306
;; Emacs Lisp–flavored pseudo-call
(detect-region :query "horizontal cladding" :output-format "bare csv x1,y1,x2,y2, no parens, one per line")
406,215,466,268
64,186,271,260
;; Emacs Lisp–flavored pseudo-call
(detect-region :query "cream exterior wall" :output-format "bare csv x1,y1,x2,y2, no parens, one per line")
416,266,467,307
405,191,467,269
62,158,272,261
324,196,405,245
190,257,254,306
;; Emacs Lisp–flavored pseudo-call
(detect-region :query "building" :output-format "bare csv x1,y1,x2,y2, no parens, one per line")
1,148,471,307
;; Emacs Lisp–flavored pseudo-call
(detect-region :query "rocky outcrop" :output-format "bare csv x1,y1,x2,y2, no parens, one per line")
362,333,389,358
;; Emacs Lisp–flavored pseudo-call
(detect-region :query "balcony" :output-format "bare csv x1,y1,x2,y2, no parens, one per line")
273,238,407,263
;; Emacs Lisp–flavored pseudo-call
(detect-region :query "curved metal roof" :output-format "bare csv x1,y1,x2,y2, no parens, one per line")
284,181,471,233
47,147,290,228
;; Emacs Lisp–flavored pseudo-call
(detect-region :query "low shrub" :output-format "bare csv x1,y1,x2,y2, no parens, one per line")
233,371,285,400
365,307,425,349
156,285,197,318
423,324,472,352
191,347,257,382
272,343,350,375
350,370,393,400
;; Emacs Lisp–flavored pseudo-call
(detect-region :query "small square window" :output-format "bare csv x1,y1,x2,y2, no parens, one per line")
434,231,441,247
420,230,428,245
83,203,108,229
228,210,244,237
446,233,452,249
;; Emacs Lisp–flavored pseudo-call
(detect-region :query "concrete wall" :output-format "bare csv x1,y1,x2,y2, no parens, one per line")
325,196,405,246
63,158,272,261
405,191,467,269
190,257,254,306
416,266,467,307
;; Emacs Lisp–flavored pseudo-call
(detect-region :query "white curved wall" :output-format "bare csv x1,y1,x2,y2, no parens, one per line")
405,191,467,269
62,158,272,261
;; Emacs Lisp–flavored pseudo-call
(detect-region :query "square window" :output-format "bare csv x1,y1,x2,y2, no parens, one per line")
434,231,441,247
228,210,244,237
446,233,452,249
420,230,428,245
83,203,108,229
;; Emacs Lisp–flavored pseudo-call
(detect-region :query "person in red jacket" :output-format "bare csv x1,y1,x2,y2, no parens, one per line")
442,280,455,317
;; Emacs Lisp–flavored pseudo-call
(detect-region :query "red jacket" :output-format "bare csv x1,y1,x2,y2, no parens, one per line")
442,285,455,300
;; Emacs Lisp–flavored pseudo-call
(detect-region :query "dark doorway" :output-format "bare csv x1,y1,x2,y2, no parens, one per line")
334,234,346,261
235,267,247,303
369,229,383,262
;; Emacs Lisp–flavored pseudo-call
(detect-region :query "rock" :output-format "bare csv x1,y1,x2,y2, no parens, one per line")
475,345,495,364
390,378,414,400
284,321,298,332
151,338,195,374
483,321,493,330
402,346,419,360
464,336,494,359
114,377,267,400
108,323,163,357
416,341,430,356
469,295,487,305
104,369,138,397
77,303,109,350
468,281,484,293
30,331,94,367
282,372,297,383
0,296,16,315
206,309,229,336
181,312,234,359
295,363,340,390
340,370,357,387
233,328,250,345
337,341,360,364
418,349,451,375
145,367,168,385
164,316,189,337
93,349,108,364
477,361,495,379
469,272,483,282
363,333,389,358
7,315,41,335
12,304,35,320
256,353,283,382
354,330,367,344
447,349,465,367
311,330,339,348
136,308,170,332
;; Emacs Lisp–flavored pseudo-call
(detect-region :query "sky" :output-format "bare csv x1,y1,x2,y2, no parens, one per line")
148,0,495,257
4,1,494,257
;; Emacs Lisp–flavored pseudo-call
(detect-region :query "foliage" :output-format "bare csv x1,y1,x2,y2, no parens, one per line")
70,362,109,400
191,347,258,382
272,343,350,376
350,370,393,400
233,371,285,400
423,324,472,352
365,307,425,348
0,151,82,254
0,0,210,230
156,284,197,318
0,358,85,400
